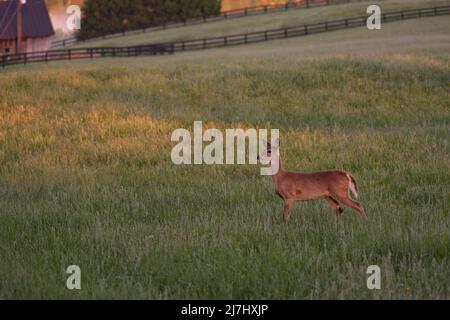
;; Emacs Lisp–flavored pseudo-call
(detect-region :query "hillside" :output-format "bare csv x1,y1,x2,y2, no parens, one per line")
71,0,450,48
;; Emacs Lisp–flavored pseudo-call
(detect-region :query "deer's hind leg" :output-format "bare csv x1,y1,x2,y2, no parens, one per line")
332,192,367,220
326,196,344,218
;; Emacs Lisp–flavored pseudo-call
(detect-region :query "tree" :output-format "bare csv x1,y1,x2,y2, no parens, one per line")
77,0,221,40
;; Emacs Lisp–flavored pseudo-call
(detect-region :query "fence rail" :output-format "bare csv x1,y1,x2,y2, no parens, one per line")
2,6,449,68
1,44,174,68
146,6,450,53
50,0,350,49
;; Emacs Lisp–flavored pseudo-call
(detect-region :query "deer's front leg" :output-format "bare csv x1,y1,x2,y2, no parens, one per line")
283,199,294,224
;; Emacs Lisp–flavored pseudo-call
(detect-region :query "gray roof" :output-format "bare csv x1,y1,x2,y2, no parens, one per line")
0,0,55,40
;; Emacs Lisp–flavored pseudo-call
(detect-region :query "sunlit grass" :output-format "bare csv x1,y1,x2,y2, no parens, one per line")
0,16,449,299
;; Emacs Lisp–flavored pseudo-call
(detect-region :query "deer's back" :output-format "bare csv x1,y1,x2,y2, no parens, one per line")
276,170,348,200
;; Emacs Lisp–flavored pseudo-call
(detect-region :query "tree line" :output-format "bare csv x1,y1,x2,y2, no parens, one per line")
77,0,221,40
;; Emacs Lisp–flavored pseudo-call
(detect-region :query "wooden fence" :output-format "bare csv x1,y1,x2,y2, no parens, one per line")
165,6,450,52
50,0,349,49
1,44,174,68
2,6,449,68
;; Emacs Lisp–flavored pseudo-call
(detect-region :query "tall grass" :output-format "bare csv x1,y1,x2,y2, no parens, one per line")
0,25,449,299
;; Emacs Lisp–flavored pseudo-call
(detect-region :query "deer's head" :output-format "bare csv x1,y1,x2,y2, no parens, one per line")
257,139,280,162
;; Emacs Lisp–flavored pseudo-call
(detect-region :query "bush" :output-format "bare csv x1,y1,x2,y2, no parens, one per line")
77,0,221,40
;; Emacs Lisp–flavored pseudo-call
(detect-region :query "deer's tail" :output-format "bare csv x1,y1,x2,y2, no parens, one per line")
347,173,359,198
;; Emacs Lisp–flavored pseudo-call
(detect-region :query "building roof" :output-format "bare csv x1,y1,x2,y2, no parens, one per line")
0,0,55,40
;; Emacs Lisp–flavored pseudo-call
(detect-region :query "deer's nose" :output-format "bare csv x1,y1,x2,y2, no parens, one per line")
257,155,260,160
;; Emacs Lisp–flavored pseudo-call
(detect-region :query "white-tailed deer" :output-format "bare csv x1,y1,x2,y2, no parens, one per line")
258,140,367,223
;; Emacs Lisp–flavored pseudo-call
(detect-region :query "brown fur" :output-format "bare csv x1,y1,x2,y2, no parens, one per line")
263,143,367,223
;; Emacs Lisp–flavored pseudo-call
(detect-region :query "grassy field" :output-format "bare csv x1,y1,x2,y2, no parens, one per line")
72,0,450,48
0,16,449,299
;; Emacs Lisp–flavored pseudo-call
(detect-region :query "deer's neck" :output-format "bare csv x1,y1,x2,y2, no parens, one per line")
271,153,285,184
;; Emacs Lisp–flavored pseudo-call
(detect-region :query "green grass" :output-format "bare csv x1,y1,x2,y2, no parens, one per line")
72,0,450,48
0,16,449,299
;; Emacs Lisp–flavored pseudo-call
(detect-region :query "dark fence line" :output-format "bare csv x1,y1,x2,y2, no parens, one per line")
1,44,175,68
2,6,449,68
140,6,450,53
50,0,352,49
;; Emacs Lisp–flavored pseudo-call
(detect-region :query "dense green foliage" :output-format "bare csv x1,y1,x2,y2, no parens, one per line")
77,0,221,40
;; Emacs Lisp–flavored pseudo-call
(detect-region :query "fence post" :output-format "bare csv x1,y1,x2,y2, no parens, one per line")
284,28,288,38
45,51,48,63
23,52,27,65
244,34,248,44
264,5,267,13
264,31,268,41
181,42,185,51
244,8,247,16
345,19,348,27
305,25,308,35
224,36,227,46
62,39,66,48
68,49,71,60
306,0,309,8
203,39,206,49
434,7,437,15
325,22,328,31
